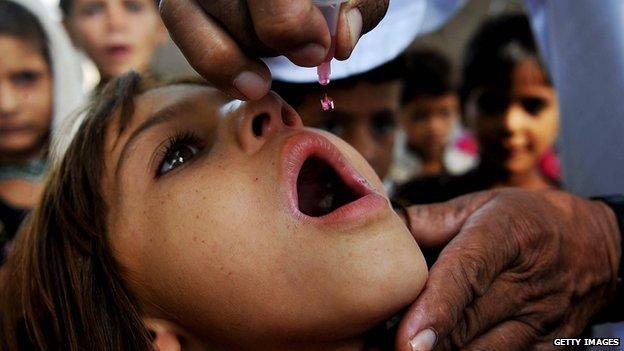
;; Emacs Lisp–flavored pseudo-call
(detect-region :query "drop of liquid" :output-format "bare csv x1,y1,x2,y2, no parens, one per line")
320,94,335,111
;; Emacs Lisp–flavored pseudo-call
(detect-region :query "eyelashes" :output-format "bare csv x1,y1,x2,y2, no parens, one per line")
154,131,202,178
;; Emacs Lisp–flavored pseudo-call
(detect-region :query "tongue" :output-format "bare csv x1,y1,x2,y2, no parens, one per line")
297,157,362,217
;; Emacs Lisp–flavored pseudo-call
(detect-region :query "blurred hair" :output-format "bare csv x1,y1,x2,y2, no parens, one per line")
0,0,50,66
272,56,406,108
401,49,455,104
0,72,158,351
58,0,71,17
59,0,158,18
460,14,550,109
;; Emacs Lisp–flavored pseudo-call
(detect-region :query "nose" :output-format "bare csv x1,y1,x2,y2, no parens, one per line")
0,83,18,118
236,92,303,154
107,6,128,32
503,104,527,134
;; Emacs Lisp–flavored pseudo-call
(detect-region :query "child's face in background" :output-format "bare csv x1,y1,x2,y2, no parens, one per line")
0,35,52,160
296,80,401,180
401,93,459,160
467,58,559,175
103,84,426,349
65,0,167,80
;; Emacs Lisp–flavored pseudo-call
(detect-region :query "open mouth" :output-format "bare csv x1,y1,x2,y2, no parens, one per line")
105,44,131,58
296,156,364,217
282,131,387,222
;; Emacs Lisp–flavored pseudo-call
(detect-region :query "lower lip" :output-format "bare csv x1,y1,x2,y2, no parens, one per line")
281,131,389,225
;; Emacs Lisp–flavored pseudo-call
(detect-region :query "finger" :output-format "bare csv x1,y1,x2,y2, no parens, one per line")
405,190,498,248
247,0,330,66
395,205,519,351
335,0,389,60
463,320,538,351
160,0,271,100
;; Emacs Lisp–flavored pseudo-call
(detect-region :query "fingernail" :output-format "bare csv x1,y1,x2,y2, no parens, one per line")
346,8,363,54
409,328,437,351
233,71,269,100
288,43,328,64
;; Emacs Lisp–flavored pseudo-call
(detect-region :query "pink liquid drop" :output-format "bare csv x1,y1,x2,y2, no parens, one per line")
320,94,334,111
317,36,336,86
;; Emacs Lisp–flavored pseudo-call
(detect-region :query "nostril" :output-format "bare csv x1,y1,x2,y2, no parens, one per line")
282,106,298,127
252,113,271,137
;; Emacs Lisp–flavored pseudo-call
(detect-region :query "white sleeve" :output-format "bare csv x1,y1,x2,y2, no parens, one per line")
526,0,624,196
266,0,465,83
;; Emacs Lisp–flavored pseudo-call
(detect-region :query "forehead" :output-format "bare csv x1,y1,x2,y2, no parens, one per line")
120,84,227,129
512,58,548,87
0,35,46,69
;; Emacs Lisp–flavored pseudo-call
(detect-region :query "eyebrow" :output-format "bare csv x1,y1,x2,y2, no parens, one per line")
114,104,183,178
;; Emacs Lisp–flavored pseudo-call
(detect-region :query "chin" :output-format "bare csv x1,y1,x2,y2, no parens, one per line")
278,128,428,337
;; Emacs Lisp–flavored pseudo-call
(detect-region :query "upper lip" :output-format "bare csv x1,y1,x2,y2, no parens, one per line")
281,131,387,224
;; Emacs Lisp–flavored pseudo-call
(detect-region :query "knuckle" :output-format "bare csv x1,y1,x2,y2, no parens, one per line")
254,4,309,46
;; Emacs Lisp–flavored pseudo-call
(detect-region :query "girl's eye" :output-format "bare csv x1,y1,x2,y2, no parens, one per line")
81,2,104,16
124,0,143,12
157,142,199,176
11,71,41,87
519,97,548,116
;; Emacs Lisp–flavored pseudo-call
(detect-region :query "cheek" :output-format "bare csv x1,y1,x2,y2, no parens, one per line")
73,21,104,49
125,159,290,330
131,14,163,45
20,78,53,127
531,109,559,154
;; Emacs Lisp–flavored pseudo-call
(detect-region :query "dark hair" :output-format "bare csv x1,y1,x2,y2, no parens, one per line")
460,14,549,109
0,0,50,65
401,49,454,104
272,56,406,108
0,72,156,351
59,0,71,18
59,0,157,18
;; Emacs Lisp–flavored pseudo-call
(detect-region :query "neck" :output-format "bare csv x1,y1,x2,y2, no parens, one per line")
408,144,444,175
0,147,44,167
498,168,552,190
420,159,444,175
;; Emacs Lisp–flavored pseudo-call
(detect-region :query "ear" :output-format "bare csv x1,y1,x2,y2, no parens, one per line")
143,318,182,351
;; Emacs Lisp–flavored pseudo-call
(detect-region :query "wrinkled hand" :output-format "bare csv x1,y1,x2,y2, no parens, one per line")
159,0,389,100
396,189,621,351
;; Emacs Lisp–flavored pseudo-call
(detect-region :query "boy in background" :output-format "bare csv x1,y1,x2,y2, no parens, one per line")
272,58,404,192
60,0,168,85
392,49,475,184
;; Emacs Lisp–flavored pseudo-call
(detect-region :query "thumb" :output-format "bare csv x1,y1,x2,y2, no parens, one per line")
404,190,498,248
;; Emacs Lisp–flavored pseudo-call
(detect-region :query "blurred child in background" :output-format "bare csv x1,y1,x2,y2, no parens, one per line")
60,0,168,86
272,59,404,192
395,14,560,205
0,0,83,264
391,49,475,184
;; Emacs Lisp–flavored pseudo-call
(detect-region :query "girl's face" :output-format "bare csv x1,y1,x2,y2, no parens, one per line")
468,58,559,175
103,85,427,349
65,0,167,80
0,35,52,160
401,93,459,161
